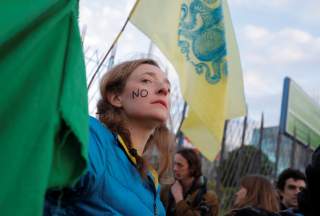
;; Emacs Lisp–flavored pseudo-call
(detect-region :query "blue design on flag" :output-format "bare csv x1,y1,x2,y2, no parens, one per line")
178,0,227,84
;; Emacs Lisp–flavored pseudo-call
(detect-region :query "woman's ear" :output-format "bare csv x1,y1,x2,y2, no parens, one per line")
107,93,122,108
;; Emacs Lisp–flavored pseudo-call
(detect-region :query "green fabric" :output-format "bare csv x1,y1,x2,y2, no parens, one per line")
0,1,88,215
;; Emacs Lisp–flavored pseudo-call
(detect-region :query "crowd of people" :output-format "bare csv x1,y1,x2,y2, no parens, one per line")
44,58,319,216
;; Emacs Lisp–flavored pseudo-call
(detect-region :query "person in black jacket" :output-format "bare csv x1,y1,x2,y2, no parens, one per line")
279,146,320,216
276,168,306,211
297,146,320,216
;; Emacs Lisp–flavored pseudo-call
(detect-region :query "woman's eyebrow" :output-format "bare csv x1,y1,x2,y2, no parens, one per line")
141,71,157,77
141,71,171,86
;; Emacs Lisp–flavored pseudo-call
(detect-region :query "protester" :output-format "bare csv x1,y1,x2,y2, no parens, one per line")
225,175,279,216
276,168,306,211
44,58,174,215
297,146,320,216
160,148,219,216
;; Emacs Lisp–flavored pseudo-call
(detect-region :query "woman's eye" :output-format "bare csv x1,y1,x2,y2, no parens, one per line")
142,79,151,83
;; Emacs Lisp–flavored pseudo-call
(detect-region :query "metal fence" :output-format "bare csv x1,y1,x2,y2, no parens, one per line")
199,115,314,215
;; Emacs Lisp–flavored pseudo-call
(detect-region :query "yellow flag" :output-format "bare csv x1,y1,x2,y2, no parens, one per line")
131,0,246,160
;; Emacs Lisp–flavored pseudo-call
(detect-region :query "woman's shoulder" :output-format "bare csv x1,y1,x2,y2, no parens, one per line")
89,116,114,138
88,116,117,156
203,190,219,206
205,190,218,199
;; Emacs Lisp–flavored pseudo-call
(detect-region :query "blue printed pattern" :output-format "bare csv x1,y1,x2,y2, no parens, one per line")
178,0,227,84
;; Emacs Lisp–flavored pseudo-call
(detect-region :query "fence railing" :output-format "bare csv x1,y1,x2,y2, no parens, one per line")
199,115,313,215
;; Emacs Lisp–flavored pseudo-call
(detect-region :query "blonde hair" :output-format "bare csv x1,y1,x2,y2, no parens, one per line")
96,58,174,180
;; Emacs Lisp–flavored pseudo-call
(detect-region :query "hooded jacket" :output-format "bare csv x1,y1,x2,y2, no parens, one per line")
45,116,165,216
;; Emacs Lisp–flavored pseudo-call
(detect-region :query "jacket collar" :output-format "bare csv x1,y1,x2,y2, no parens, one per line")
116,134,159,190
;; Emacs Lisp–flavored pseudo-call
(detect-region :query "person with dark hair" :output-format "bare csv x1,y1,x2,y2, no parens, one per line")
276,168,306,212
296,146,320,216
226,175,279,216
160,148,219,216
45,58,174,215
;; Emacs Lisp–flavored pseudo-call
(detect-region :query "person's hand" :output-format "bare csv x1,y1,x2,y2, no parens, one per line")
170,180,183,203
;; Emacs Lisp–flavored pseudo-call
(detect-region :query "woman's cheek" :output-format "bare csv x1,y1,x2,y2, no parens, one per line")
131,88,149,100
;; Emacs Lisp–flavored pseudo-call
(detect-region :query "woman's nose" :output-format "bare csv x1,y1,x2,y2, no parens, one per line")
156,82,169,96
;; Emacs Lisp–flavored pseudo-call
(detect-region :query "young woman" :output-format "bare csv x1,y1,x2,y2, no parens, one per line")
161,148,219,216
225,175,280,216
45,58,174,215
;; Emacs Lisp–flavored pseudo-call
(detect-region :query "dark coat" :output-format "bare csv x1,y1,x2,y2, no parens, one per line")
160,177,219,216
298,146,320,216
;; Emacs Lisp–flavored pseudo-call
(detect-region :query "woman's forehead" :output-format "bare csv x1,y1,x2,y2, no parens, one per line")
130,64,170,85
133,64,166,77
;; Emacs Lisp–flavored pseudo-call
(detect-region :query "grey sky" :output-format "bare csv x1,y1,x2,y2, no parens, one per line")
228,0,320,125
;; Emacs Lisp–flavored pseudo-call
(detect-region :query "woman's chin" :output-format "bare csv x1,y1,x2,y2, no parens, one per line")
148,117,169,129
156,116,169,125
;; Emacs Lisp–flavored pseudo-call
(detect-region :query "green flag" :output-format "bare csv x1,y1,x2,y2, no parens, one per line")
0,1,88,215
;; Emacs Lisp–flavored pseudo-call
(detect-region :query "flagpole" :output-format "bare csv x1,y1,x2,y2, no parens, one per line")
107,43,118,70
176,101,188,136
87,0,141,89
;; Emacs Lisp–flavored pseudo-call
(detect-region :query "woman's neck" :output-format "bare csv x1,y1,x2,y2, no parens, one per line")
125,120,155,155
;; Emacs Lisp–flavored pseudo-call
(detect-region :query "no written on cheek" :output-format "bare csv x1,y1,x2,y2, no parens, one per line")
132,88,148,99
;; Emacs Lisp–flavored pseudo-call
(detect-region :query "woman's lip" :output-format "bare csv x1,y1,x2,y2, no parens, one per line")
151,100,168,109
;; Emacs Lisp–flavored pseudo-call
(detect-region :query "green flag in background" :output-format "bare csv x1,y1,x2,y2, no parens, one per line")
0,1,88,215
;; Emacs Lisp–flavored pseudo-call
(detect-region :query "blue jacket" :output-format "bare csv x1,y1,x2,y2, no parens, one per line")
45,117,165,215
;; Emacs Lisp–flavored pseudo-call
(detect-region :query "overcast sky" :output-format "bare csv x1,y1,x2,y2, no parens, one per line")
79,0,320,126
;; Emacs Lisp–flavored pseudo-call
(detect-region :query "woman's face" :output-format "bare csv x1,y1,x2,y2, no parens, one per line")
234,186,247,206
173,153,191,181
115,63,171,126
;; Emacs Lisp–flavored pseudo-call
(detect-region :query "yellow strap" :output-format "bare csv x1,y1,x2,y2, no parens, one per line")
117,134,159,189
148,165,159,189
117,134,137,165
